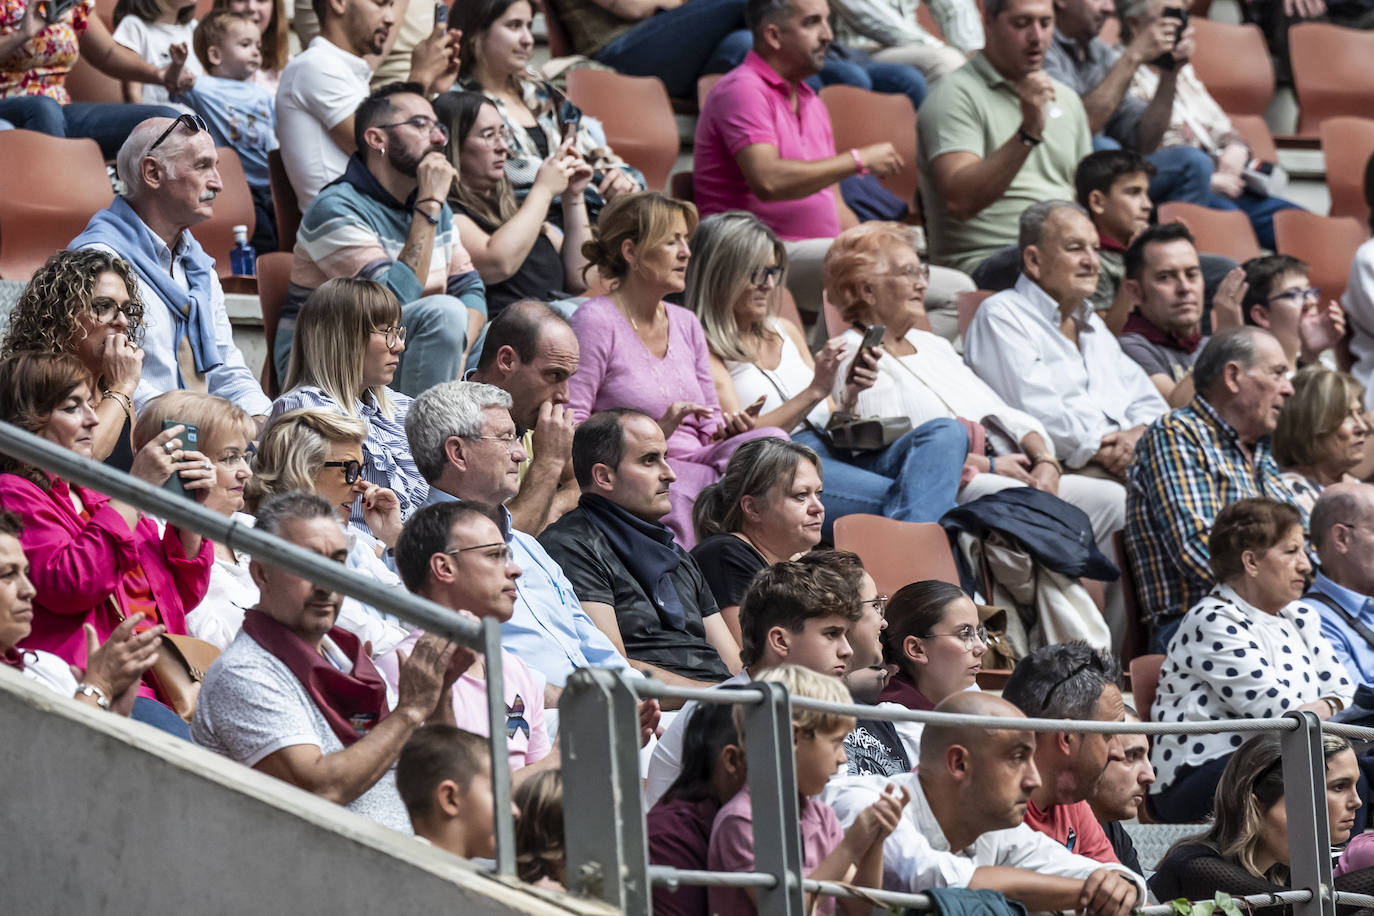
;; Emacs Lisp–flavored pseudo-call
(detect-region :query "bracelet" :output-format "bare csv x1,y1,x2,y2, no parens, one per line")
988,455,996,475
1017,127,1043,147
75,682,111,711
849,148,869,176
102,388,134,424
413,198,444,225
1030,454,1062,474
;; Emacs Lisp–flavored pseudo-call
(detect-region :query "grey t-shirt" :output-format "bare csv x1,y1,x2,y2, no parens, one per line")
1043,30,1147,148
191,630,411,834
1119,332,1206,382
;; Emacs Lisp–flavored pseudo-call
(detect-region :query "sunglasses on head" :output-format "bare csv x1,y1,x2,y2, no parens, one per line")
322,459,365,484
147,113,209,155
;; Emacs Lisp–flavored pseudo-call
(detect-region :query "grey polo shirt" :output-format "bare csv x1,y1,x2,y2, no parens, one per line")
1043,29,1147,148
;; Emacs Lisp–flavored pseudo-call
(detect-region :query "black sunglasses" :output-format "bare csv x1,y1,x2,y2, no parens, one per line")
322,459,365,484
1042,654,1108,713
147,113,209,155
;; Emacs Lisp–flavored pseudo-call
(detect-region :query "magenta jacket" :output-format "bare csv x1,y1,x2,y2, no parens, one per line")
0,473,213,694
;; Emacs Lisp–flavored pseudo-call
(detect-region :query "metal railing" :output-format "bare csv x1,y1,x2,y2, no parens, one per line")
561,666,1374,916
0,420,519,875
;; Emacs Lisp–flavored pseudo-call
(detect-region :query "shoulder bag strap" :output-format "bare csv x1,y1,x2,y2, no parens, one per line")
1304,590,1374,651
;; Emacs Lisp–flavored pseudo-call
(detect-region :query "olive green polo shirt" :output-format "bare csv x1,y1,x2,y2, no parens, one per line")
917,53,1091,275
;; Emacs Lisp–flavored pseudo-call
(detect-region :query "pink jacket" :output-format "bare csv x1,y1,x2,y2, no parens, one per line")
0,473,213,690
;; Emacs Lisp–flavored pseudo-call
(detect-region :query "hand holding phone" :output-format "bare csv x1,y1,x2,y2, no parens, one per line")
743,394,767,418
161,419,200,498
846,324,885,386
434,2,448,25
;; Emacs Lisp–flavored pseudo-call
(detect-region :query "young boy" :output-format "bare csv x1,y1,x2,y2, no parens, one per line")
1242,253,1347,373
1074,149,1156,328
396,724,502,859
707,665,910,916
179,10,279,253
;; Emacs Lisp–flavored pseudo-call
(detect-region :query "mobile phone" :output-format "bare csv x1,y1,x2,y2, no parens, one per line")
161,419,199,499
44,0,79,23
558,99,583,145
846,324,885,384
744,394,768,417
1151,7,1188,68
434,1,448,25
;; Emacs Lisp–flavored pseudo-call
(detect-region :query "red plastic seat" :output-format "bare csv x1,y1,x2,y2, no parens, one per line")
1272,210,1367,304
565,69,679,192
1320,117,1374,227
1129,654,1165,721
0,131,113,281
1156,201,1262,263
1290,23,1374,136
833,515,960,597
1190,19,1275,118
255,251,293,397
820,84,920,209
268,148,301,252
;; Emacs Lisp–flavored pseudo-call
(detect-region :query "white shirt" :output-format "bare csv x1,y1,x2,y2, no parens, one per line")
109,16,203,108
18,648,81,697
835,324,1049,448
823,771,1147,898
275,36,372,208
964,274,1169,468
644,670,751,810
1343,238,1374,411
727,318,830,433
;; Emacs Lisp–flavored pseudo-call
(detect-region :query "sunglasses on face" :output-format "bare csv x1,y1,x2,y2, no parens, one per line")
322,459,365,484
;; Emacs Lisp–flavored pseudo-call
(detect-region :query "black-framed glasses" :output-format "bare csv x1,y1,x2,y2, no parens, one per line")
147,113,208,155
750,265,784,288
1042,654,1108,712
321,459,365,484
92,301,130,324
1267,286,1320,304
919,624,989,650
378,115,449,142
444,541,512,563
372,325,407,348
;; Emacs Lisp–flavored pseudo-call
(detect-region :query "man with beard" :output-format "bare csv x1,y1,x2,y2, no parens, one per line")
279,83,487,396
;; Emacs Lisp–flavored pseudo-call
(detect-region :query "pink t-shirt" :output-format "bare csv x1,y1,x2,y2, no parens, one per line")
693,51,841,242
707,786,846,916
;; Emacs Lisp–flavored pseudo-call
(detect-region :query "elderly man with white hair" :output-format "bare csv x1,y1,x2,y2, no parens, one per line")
70,115,271,423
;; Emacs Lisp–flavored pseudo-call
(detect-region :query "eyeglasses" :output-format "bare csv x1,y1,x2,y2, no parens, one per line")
1268,286,1321,305
378,115,449,142
444,541,512,563
881,262,930,283
91,301,130,324
463,432,522,453
321,459,365,484
215,447,255,468
919,624,989,651
750,265,784,288
471,125,516,149
1041,654,1108,713
372,325,407,348
862,595,888,618
147,113,209,155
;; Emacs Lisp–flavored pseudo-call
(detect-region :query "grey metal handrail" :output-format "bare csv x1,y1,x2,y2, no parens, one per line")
0,419,518,874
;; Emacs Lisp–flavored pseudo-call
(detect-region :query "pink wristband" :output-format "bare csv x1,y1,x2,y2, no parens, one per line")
850,148,869,176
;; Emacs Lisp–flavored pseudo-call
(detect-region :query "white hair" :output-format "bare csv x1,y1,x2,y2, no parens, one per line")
405,381,514,483
116,117,194,201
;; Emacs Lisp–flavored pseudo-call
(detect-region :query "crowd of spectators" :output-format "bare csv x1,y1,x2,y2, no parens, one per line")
9,0,1374,908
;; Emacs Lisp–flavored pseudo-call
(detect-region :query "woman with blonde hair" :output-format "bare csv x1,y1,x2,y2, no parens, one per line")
1274,366,1370,513
244,407,410,655
2,249,146,468
687,211,966,531
568,192,787,547
272,277,427,537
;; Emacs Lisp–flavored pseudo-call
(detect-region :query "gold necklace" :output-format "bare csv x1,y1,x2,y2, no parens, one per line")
621,299,663,332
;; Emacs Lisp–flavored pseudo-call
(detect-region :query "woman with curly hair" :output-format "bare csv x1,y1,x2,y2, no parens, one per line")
1,249,146,469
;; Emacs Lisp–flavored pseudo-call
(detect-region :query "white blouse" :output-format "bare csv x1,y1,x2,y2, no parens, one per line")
726,318,830,433
19,648,80,697
1150,583,1355,792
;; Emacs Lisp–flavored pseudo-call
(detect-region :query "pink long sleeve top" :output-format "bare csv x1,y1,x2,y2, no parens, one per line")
0,472,213,698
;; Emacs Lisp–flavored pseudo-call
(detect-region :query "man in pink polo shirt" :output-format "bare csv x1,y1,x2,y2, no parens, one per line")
694,0,974,341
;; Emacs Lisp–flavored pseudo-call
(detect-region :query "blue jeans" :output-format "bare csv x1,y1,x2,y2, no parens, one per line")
131,696,192,740
1146,145,1216,206
593,0,749,99
275,294,472,397
1203,188,1302,251
794,418,967,539
0,95,181,160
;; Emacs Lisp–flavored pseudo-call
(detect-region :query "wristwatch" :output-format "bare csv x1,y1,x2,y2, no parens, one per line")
1017,127,1043,147
75,683,111,711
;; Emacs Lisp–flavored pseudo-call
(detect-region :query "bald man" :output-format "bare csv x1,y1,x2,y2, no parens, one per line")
824,693,1145,914
1308,483,1374,686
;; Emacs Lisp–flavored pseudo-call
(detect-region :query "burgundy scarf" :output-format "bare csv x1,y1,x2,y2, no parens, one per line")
242,609,389,746
1122,311,1204,355
1,647,25,671
879,671,935,710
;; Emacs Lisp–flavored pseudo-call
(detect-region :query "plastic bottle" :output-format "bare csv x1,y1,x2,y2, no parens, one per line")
229,225,256,277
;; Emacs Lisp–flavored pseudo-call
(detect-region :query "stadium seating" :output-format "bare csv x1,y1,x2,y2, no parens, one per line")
1229,114,1278,163
697,73,722,109
256,251,293,398
1156,201,1262,263
1319,117,1374,226
833,515,960,597
1189,19,1274,118
1290,23,1374,137
0,131,113,281
268,149,302,253
957,289,997,339
1129,654,1165,721
65,55,125,105
565,69,679,192
1273,210,1366,304
819,84,920,210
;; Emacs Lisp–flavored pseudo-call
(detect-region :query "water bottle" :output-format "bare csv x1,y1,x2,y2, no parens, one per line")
229,225,256,277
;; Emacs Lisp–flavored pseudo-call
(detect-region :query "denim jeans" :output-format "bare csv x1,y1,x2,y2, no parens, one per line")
592,0,749,99
793,417,967,539
275,294,472,397
1203,188,1303,251
131,696,192,740
0,95,182,159
1146,145,1216,206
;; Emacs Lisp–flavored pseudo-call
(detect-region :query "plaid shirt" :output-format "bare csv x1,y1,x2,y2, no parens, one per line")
1125,395,1300,627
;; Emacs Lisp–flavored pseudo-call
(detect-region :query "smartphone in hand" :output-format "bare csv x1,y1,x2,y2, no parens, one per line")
743,394,767,417
161,419,199,499
846,324,885,385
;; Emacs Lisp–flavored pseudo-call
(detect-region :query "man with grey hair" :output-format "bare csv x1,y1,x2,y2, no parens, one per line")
404,381,639,707
1001,642,1128,864
1306,482,1374,685
1125,326,1299,651
965,200,1167,481
71,116,271,422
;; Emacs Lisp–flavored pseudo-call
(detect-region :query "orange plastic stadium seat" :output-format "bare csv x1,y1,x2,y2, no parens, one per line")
820,84,919,208
1320,117,1374,226
255,252,293,397
268,148,301,252
1156,201,1261,263
1229,114,1278,163
833,515,960,597
1290,23,1374,136
1130,654,1165,721
1189,19,1275,118
1273,210,1367,304
565,69,679,192
957,289,997,339
0,131,113,281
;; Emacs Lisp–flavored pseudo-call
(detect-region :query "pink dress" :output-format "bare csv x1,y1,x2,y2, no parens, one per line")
567,296,787,547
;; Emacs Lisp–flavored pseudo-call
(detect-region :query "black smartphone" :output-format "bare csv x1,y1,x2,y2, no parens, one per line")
743,394,768,417
1151,7,1188,68
558,99,583,145
846,324,885,384
161,419,198,498
434,1,448,25
44,0,79,24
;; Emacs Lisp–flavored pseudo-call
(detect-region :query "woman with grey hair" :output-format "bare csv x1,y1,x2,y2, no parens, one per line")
685,210,967,531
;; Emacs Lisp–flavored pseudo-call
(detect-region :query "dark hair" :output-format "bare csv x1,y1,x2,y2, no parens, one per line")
394,500,504,593
0,352,96,490
660,703,739,805
3,249,145,362
746,0,793,31
476,299,571,371
353,81,429,155
1073,148,1156,210
254,490,337,538
1193,326,1266,397
514,769,565,885
1242,254,1309,320
115,0,193,27
1123,221,1196,281
434,90,517,226
0,510,22,539
1207,497,1304,582
396,724,489,821
570,408,653,488
737,550,864,668
453,0,524,79
693,438,820,540
1002,641,1121,720
881,580,969,671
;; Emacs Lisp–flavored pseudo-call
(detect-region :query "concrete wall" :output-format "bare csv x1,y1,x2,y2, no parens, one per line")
0,668,612,916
